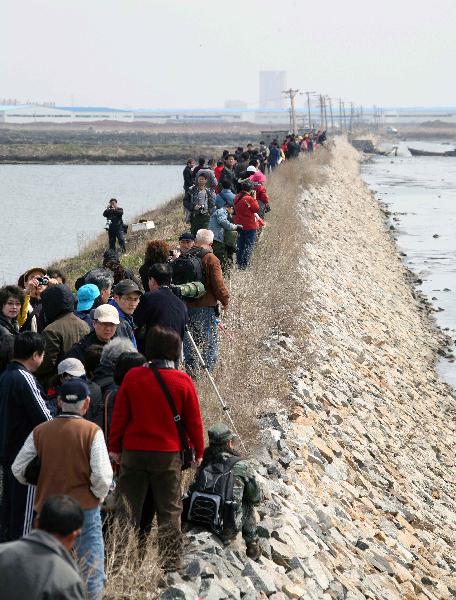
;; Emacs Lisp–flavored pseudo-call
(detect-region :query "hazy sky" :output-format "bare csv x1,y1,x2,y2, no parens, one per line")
1,0,455,109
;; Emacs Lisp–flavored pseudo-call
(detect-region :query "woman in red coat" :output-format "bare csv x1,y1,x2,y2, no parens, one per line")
109,325,204,570
233,181,261,269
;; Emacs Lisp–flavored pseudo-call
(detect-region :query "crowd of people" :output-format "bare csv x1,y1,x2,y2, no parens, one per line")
0,133,324,599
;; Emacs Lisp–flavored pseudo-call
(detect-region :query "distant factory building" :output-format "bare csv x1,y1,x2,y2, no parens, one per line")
0,104,134,124
0,104,75,124
259,71,286,110
59,107,134,122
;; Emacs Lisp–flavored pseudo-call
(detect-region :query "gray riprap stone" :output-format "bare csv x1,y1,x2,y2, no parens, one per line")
302,556,333,590
324,459,348,481
156,583,198,600
218,577,242,600
270,536,294,568
273,526,319,560
182,558,203,580
259,537,272,559
329,579,348,599
199,577,238,600
223,549,245,571
314,508,334,530
233,575,257,600
366,552,395,575
378,517,399,538
242,560,277,595
263,428,282,447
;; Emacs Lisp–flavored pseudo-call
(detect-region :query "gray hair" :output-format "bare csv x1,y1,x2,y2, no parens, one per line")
86,268,114,291
61,400,86,415
196,229,214,245
100,337,135,369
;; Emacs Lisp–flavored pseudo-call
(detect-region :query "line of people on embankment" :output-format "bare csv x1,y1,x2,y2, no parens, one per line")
0,136,322,598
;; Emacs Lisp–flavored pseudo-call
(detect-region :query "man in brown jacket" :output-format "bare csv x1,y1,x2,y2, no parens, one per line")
35,285,90,388
183,229,229,375
12,379,112,600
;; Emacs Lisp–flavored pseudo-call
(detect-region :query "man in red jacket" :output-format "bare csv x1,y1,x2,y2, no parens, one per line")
109,325,204,571
233,181,261,270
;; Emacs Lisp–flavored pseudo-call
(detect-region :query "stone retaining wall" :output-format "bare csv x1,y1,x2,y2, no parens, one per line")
158,140,455,600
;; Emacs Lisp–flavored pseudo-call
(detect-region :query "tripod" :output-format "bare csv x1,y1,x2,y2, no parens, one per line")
185,326,246,452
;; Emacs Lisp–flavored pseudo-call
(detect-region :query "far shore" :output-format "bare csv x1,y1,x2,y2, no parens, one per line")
0,120,454,165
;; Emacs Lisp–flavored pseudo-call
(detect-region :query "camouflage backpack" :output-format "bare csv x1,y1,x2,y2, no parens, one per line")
183,455,241,534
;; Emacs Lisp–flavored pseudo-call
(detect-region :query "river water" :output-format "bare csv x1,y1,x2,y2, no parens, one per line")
0,164,182,285
361,140,456,388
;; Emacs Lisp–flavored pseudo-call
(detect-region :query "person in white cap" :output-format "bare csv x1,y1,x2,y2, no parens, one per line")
65,304,119,365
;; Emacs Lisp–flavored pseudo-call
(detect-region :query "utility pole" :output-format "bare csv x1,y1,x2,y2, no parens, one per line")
282,88,300,135
322,96,328,130
349,102,354,133
327,97,334,132
304,91,315,130
342,101,347,133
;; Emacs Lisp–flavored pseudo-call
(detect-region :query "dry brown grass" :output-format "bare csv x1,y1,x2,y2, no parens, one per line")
103,518,162,599
195,148,331,447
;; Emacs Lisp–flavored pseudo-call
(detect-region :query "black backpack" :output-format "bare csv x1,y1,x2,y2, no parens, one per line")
172,248,210,286
183,455,241,534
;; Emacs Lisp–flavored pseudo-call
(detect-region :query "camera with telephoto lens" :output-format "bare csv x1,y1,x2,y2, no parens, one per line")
37,276,49,286
170,281,205,300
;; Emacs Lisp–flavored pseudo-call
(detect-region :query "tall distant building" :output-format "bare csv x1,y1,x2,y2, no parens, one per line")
259,71,286,109
224,99,248,109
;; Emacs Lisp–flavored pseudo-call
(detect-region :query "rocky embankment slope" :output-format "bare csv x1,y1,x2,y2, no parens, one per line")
158,140,455,600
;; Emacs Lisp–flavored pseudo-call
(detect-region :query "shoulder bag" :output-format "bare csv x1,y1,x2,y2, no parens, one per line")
149,363,195,470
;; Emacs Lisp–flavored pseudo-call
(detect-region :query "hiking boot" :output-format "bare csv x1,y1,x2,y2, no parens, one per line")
245,540,262,561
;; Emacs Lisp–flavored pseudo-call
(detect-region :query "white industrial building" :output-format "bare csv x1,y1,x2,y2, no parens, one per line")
0,104,134,124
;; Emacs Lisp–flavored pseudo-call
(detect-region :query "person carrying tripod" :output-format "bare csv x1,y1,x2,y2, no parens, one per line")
103,198,126,254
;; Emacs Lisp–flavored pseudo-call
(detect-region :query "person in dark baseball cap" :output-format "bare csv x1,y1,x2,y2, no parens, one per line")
112,280,142,297
178,232,195,254
207,423,236,445
58,379,90,404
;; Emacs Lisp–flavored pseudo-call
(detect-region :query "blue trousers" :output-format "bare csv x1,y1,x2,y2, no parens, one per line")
183,307,218,374
236,229,257,270
108,226,126,252
74,506,105,600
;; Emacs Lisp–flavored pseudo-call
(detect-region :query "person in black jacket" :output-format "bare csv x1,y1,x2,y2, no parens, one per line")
103,198,126,253
218,154,238,193
183,159,195,192
134,263,188,354
0,286,24,340
0,332,52,542
0,286,24,376
65,304,119,364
